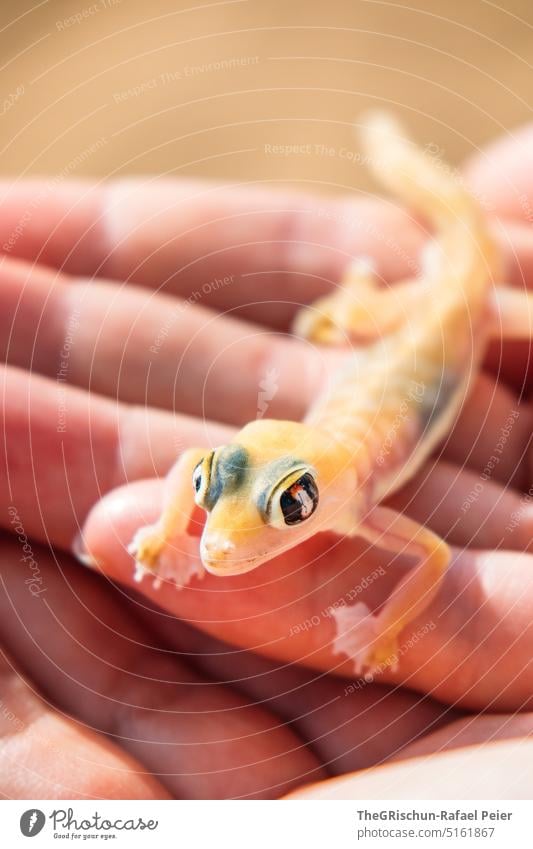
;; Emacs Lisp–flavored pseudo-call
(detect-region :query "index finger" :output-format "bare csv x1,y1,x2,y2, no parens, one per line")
2,165,533,320
0,649,167,799
285,738,533,799
80,479,533,713
0,179,427,328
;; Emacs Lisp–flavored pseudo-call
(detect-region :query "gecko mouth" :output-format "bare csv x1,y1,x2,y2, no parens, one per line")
201,536,302,575
202,557,259,576
200,511,323,576
201,543,277,576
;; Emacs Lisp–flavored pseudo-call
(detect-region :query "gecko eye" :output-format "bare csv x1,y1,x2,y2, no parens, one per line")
267,471,319,528
280,473,319,525
192,454,213,507
192,462,203,493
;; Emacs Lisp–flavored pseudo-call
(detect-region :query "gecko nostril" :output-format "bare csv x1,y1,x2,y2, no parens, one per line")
202,536,235,557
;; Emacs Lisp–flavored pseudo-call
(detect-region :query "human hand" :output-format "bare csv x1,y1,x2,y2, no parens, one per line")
1,123,533,797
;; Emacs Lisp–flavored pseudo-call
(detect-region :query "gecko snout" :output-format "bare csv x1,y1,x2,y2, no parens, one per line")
200,533,237,572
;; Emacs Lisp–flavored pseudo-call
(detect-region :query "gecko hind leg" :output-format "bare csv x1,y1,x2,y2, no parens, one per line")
331,506,450,675
128,447,206,589
293,257,419,346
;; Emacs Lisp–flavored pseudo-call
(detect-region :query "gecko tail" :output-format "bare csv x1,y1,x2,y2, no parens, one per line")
357,111,501,306
357,111,472,226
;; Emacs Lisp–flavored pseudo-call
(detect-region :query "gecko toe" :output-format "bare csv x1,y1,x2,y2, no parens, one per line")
329,601,379,675
330,602,401,675
128,525,204,589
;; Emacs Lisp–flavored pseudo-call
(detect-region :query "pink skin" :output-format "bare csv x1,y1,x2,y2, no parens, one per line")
0,123,533,797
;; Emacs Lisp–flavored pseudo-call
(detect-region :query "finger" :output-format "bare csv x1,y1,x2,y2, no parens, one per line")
0,364,232,548
0,650,167,799
17,250,532,438
485,335,533,395
484,217,533,391
442,372,532,492
0,537,324,799
134,605,453,777
492,287,533,340
0,256,339,423
3,357,533,553
391,712,533,761
0,180,426,328
496,218,533,290
284,738,533,799
2,180,533,328
81,479,533,710
465,123,533,224
387,459,533,552
3,255,531,441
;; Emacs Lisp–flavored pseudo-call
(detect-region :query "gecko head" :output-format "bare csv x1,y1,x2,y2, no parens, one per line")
192,421,339,575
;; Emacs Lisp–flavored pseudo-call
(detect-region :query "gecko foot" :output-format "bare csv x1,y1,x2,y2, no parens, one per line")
330,601,400,676
128,524,204,590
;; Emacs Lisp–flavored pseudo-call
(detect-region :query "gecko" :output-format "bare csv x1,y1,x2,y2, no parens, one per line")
127,112,528,674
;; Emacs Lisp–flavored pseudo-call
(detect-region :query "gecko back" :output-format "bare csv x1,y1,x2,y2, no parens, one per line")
304,113,500,501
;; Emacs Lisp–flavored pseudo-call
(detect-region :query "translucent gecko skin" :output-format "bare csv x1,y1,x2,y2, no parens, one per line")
128,113,501,673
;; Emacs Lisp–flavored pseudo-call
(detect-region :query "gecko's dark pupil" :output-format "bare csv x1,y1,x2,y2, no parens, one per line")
193,463,202,492
280,473,318,525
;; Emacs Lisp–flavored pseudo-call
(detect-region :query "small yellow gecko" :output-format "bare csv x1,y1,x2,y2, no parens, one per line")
128,113,520,673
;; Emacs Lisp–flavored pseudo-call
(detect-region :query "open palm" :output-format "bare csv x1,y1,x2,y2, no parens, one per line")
1,124,533,798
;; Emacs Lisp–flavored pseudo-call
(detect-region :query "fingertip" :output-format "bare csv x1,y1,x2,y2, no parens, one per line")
78,479,163,581
71,529,99,569
464,122,533,221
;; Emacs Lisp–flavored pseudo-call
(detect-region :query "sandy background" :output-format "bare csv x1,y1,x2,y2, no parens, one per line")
0,0,531,193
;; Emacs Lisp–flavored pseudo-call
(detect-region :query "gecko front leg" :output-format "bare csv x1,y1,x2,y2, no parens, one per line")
293,257,420,345
128,447,206,588
331,506,450,674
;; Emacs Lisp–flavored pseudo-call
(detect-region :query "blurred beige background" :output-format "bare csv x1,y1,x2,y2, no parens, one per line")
0,0,531,194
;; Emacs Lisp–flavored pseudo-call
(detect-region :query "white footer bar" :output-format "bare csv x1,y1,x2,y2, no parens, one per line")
4,799,531,848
